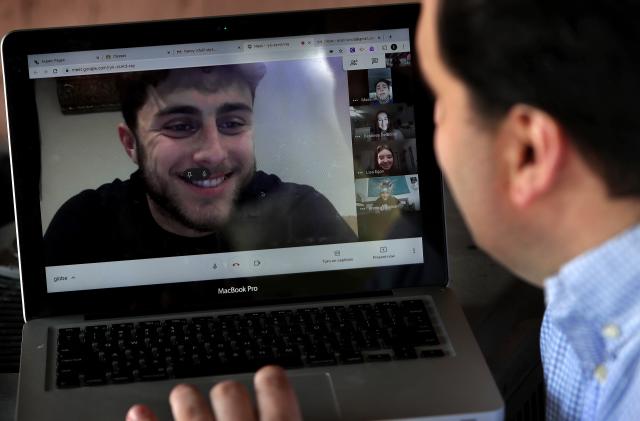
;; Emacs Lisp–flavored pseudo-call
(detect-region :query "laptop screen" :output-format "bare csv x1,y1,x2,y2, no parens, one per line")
4,5,447,316
32,29,425,293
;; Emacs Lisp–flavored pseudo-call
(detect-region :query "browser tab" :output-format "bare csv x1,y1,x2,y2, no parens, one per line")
38,57,66,66
243,37,314,52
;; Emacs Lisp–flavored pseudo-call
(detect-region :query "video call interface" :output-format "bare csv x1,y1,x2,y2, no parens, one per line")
35,30,424,290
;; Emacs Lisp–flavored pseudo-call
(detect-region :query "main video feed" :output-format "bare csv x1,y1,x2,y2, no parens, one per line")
36,58,360,266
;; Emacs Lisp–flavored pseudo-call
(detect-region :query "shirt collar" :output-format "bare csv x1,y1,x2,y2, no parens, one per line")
544,224,640,369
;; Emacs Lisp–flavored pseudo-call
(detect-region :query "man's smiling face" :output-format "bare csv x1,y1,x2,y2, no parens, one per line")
375,81,391,103
128,68,256,237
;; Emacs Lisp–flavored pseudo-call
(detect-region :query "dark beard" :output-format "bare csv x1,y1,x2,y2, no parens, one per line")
143,176,218,234
135,136,238,234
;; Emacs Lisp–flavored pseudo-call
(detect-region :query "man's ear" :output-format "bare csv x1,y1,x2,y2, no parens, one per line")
118,123,138,165
500,105,567,208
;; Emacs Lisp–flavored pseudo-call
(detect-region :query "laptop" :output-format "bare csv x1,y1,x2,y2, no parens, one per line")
2,4,504,420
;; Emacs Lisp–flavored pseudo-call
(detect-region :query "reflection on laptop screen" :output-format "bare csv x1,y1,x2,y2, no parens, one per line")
30,29,424,293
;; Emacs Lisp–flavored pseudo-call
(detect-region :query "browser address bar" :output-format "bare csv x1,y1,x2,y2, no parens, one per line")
30,47,328,79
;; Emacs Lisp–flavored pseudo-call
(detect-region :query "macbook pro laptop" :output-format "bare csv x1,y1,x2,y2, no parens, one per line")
2,4,503,420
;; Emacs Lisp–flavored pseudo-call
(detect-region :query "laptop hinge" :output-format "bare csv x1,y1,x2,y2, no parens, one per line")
392,286,444,297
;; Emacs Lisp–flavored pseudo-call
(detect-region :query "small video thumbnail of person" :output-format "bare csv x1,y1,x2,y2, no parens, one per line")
350,104,416,142
353,139,418,179
385,52,412,68
355,175,421,215
366,68,394,105
354,174,422,241
348,68,392,106
348,66,414,107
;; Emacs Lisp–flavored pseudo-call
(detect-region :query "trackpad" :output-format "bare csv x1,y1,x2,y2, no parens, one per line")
193,372,341,420
290,372,341,420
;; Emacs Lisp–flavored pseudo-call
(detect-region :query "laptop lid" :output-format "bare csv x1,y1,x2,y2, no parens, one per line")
2,3,447,322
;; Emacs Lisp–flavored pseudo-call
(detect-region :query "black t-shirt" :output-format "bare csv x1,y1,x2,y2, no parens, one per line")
44,171,357,266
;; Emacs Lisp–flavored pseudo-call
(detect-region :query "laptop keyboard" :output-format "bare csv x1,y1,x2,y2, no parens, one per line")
56,299,444,388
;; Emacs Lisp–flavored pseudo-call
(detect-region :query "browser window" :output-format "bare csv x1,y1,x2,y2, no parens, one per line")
30,29,423,293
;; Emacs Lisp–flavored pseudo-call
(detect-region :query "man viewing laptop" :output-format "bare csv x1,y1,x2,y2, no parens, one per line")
126,0,640,420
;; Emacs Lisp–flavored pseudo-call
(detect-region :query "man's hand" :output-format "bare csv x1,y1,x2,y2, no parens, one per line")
125,365,302,421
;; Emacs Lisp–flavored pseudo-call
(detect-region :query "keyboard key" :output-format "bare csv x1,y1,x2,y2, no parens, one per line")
308,354,337,366
393,345,418,360
340,352,364,364
56,368,80,388
420,349,445,358
412,331,440,346
365,353,392,362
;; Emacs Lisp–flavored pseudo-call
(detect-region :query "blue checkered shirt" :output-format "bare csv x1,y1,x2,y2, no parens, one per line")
541,224,640,420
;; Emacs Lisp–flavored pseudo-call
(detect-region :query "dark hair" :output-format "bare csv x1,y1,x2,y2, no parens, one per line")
375,79,391,89
437,0,640,197
376,144,393,156
117,63,266,133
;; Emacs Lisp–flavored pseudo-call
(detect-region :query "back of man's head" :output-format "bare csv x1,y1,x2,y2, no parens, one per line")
437,0,640,197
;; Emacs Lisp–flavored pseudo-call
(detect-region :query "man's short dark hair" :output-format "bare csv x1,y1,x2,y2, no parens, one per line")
117,63,266,133
375,79,391,88
437,0,640,197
